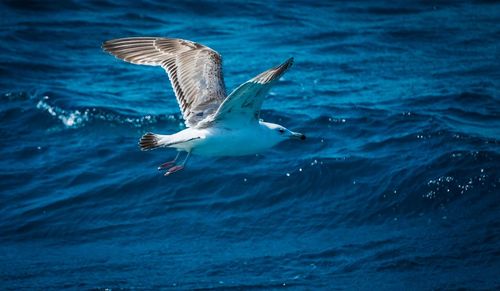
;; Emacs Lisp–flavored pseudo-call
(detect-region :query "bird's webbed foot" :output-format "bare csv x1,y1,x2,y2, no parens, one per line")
164,165,184,176
158,151,181,170
158,160,176,170
160,151,191,176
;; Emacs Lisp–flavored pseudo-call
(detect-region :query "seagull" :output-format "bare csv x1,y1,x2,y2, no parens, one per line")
102,37,305,175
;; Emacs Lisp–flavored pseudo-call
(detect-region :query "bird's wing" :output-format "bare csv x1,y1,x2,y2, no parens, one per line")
209,58,293,126
102,37,226,128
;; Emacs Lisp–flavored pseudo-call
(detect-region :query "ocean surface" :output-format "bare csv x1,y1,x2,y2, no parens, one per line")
1,0,499,289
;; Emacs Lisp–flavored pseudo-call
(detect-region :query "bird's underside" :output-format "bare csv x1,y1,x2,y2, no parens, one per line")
102,37,294,176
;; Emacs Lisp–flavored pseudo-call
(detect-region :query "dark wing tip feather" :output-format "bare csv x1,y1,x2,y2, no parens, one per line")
101,40,111,54
282,57,294,69
253,57,294,84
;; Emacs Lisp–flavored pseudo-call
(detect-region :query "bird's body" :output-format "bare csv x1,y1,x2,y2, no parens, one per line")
154,121,293,157
102,37,305,175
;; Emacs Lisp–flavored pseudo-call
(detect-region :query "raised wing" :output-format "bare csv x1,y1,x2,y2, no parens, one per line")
210,58,293,126
102,37,226,128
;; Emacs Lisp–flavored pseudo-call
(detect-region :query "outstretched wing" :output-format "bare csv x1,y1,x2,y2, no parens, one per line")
102,37,226,128
210,57,293,126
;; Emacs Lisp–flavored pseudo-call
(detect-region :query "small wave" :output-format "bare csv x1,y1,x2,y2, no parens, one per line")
1,92,182,130
339,6,424,16
36,97,89,128
370,150,500,219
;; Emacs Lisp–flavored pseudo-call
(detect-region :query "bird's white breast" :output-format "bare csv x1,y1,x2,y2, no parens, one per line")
189,124,278,157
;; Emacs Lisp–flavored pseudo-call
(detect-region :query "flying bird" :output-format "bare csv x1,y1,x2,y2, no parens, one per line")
102,37,305,175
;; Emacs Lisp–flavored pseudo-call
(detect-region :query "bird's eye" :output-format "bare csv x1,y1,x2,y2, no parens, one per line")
278,128,285,134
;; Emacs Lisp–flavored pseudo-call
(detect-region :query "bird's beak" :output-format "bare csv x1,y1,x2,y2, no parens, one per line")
290,132,306,140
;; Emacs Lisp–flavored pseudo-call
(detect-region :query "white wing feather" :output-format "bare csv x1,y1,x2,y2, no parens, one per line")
209,57,293,126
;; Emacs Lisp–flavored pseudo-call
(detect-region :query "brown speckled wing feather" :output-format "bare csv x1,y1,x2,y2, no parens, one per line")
103,37,226,128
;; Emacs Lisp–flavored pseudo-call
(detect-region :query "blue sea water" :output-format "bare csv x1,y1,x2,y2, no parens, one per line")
1,0,499,289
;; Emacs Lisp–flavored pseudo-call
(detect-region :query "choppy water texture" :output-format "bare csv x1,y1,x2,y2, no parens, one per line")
1,0,499,289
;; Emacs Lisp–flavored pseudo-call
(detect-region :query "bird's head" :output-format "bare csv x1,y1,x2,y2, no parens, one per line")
261,121,306,142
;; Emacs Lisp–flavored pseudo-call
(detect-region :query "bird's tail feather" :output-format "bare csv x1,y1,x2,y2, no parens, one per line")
139,132,162,151
139,132,200,151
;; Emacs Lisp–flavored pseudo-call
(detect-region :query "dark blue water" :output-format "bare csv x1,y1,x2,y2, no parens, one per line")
1,0,499,289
